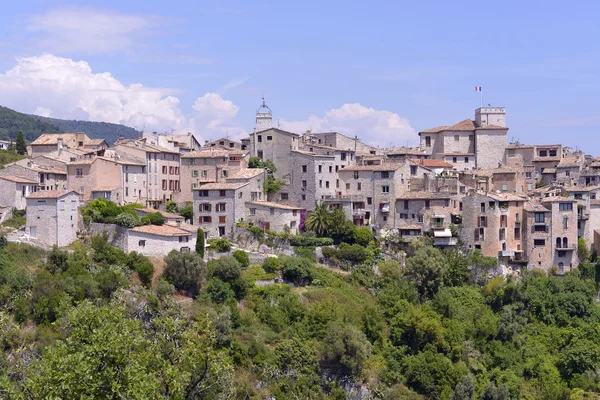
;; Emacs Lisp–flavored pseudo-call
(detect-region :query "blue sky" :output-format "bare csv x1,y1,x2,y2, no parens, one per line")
0,0,598,151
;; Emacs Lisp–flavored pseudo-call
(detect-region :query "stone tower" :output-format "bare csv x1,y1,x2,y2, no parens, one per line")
475,106,506,128
255,97,272,132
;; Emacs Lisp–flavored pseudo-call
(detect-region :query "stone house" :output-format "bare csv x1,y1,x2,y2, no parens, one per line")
0,176,38,209
563,186,600,250
125,223,197,257
522,198,579,273
287,150,338,209
332,161,432,229
26,190,79,247
459,166,525,194
461,191,527,267
193,176,264,238
395,191,457,237
205,138,247,151
555,156,584,185
302,131,382,155
419,107,508,170
67,153,146,205
30,133,107,158
178,148,248,202
0,158,68,191
386,147,430,162
246,201,305,234
248,127,299,182
142,132,202,153
134,207,185,224
112,140,181,207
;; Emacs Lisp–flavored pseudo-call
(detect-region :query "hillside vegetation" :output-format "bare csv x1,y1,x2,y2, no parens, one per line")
1,230,600,398
0,105,141,145
31,115,141,144
0,106,62,142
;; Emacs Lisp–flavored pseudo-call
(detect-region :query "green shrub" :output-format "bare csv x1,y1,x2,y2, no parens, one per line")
233,250,250,269
208,238,231,252
163,251,207,297
262,257,282,273
206,278,234,304
155,278,175,299
289,235,334,247
166,200,178,213
243,264,277,282
352,227,373,247
210,256,242,282
148,212,165,226
115,213,136,228
127,252,154,287
322,243,373,266
140,216,151,225
281,255,314,286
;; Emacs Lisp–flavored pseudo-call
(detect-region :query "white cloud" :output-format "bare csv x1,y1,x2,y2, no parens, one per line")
26,7,163,55
0,54,188,133
33,106,52,117
190,93,247,141
280,103,417,147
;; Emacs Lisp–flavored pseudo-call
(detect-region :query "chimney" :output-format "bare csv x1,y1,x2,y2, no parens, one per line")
57,138,63,149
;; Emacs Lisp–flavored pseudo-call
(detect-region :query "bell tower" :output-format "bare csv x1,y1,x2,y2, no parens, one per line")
255,97,272,132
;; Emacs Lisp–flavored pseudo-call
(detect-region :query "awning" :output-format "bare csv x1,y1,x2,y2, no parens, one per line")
433,228,452,238
380,203,390,213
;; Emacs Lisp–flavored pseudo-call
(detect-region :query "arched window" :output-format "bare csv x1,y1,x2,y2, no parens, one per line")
558,262,565,274
563,237,568,248
556,237,562,248
502,242,507,251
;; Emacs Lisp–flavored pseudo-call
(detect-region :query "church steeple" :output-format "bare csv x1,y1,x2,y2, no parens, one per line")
255,97,272,131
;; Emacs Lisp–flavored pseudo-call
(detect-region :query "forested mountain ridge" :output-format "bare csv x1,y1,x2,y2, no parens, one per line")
31,114,141,144
0,106,63,142
0,105,141,145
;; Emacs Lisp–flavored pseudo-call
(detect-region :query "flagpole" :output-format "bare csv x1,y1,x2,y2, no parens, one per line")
480,89,483,107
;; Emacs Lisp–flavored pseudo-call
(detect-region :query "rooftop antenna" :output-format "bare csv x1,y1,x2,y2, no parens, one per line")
277,118,280,128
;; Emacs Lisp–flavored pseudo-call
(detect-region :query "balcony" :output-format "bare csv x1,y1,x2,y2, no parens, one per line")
322,194,364,202
352,208,366,217
498,250,515,257
434,237,458,246
578,212,589,220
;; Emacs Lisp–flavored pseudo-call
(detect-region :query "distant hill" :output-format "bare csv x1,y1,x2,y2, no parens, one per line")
0,106,63,142
30,115,141,145
0,105,142,145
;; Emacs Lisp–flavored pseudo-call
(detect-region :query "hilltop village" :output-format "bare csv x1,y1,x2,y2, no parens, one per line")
0,101,595,274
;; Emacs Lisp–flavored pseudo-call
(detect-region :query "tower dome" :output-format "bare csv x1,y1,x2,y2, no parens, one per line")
255,97,272,132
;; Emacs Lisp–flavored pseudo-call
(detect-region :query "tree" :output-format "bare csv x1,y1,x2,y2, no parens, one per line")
179,202,193,223
210,256,242,282
321,322,372,378
248,157,283,198
328,207,355,243
165,200,178,213
352,227,374,247
163,251,207,297
404,245,448,299
148,212,164,226
578,237,590,263
281,256,314,286
304,202,331,237
115,212,136,228
196,228,205,257
232,250,250,269
15,131,26,155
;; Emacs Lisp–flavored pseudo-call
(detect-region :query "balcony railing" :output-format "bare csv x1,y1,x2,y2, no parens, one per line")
433,237,458,246
322,194,364,201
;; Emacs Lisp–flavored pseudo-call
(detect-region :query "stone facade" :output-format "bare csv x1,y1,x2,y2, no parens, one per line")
248,128,299,182
67,155,146,205
205,138,247,151
26,190,79,247
287,151,337,209
112,141,180,207
246,201,304,234
178,149,248,202
0,176,37,209
125,224,197,257
30,133,107,158
193,177,264,238
302,131,382,155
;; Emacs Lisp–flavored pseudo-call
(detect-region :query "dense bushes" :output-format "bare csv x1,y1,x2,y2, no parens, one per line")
232,250,249,269
208,238,231,252
289,235,334,247
163,251,207,297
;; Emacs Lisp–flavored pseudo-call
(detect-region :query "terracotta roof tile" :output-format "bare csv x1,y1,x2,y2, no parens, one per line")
0,175,38,184
130,224,192,237
195,182,248,190
228,168,266,179
27,190,77,199
246,201,305,210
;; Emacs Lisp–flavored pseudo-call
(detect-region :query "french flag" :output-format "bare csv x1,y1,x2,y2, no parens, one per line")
475,86,482,92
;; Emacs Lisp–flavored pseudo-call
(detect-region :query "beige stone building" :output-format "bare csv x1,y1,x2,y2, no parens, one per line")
193,176,264,238
112,139,181,207
461,191,527,267
30,133,107,158
0,159,67,192
205,138,247,151
26,190,79,247
246,201,304,234
248,127,299,182
419,107,508,170
178,148,248,202
287,150,337,208
302,131,382,155
142,132,201,153
0,176,38,209
67,153,147,205
125,223,197,257
523,197,579,273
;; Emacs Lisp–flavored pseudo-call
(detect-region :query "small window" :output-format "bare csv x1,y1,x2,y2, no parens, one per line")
367,197,372,205
535,212,545,223
464,157,469,163
220,190,226,197
38,200,46,211
267,136,273,141
257,135,262,143
563,217,569,229
357,182,361,191
454,135,459,141
219,216,226,223
71,200,77,211
381,171,389,179
534,239,545,247
354,171,359,179
270,208,275,215
138,240,146,247
76,168,83,176
453,157,457,163
410,165,417,176
281,193,289,200
558,251,566,257
318,165,322,173
425,136,431,147
302,165,307,173
192,170,198,177
501,184,508,192
381,185,390,193
250,208,256,215
59,200,65,210
559,203,573,211
329,166,333,173
302,180,307,188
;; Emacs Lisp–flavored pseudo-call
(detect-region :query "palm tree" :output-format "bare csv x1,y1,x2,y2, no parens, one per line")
304,202,331,237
